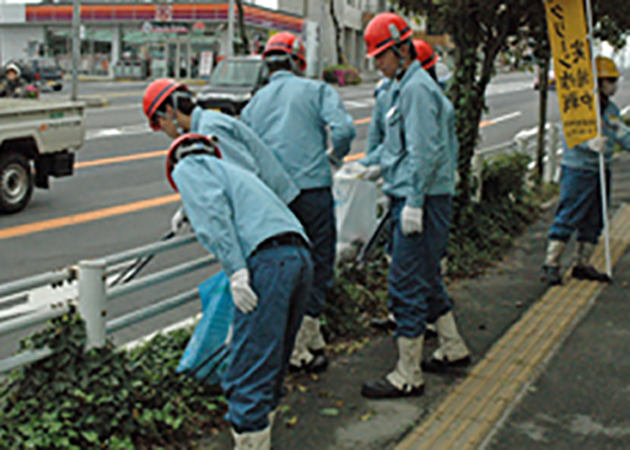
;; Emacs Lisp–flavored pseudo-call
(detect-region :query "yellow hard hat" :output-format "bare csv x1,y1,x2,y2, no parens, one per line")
595,56,620,79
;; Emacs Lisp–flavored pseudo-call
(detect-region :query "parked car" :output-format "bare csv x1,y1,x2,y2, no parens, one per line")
196,55,268,116
3,58,64,92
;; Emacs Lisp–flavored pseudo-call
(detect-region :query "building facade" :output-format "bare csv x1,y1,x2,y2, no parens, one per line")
0,0,390,79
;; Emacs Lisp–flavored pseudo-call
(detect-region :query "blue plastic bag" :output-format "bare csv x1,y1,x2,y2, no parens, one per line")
177,271,234,385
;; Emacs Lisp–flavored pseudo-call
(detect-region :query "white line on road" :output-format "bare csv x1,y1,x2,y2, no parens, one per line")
491,111,522,124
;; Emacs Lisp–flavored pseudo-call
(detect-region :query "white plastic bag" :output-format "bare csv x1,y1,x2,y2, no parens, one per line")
333,170,378,261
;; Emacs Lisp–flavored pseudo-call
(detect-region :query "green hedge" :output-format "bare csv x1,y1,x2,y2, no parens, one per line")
0,311,225,449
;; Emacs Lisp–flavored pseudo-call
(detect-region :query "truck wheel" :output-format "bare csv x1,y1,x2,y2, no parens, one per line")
0,152,33,214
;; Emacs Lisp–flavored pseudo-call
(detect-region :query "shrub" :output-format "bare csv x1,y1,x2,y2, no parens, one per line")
322,65,362,86
0,311,226,449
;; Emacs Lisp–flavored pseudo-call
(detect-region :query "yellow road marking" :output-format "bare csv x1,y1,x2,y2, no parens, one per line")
75,150,167,169
0,195,180,240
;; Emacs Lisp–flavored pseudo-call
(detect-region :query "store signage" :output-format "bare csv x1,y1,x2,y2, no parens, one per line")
143,22,189,34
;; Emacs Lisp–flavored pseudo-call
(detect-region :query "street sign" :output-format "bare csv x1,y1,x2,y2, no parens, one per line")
545,0,598,148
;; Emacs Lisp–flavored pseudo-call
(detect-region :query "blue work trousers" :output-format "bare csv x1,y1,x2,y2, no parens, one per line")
222,243,313,433
388,195,453,338
289,188,336,317
549,165,611,244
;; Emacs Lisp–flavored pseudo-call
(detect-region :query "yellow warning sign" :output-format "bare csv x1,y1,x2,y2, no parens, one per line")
545,0,598,148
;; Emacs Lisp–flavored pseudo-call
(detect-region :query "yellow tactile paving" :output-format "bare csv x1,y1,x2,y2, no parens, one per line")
396,203,630,450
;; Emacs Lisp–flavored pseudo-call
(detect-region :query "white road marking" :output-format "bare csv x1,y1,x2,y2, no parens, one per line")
491,111,522,124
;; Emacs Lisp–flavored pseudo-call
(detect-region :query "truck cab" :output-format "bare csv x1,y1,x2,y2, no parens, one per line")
196,55,268,116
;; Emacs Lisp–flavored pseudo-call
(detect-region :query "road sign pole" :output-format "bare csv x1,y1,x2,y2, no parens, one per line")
585,0,612,277
71,0,80,101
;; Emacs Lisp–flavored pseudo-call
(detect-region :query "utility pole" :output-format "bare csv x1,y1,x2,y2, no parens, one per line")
71,0,80,101
227,0,235,56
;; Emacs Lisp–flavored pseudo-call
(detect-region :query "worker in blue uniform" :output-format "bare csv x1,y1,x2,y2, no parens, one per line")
165,134,313,450
543,56,630,286
241,32,356,373
360,13,471,399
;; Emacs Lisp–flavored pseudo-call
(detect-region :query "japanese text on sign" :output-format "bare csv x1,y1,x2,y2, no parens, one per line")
545,0,598,148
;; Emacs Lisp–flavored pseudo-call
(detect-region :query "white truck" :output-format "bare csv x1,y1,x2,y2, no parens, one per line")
0,99,85,214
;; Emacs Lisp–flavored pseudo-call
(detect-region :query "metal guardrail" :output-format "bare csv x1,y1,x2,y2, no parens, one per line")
471,122,563,201
0,232,213,373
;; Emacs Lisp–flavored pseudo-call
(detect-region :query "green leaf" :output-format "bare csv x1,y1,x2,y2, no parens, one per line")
320,408,340,416
81,430,99,443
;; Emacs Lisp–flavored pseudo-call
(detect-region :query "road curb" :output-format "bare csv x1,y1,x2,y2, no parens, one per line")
396,203,630,450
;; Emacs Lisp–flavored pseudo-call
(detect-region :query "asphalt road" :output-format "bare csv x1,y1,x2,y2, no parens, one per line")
1,70,629,352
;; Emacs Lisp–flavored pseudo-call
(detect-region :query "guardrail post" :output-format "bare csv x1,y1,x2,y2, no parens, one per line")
78,259,107,349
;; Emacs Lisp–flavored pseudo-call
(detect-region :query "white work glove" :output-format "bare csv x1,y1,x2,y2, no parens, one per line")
340,161,368,177
340,162,381,181
170,207,190,235
362,164,382,182
230,269,258,314
587,135,607,154
401,205,424,236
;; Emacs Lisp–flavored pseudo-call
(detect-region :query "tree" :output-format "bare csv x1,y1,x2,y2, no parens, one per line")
526,1,551,185
396,0,538,209
330,0,346,65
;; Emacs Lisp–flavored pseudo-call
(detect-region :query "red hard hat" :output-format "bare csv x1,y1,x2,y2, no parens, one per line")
262,32,307,72
166,133,222,191
364,13,413,58
413,39,438,69
143,78,187,131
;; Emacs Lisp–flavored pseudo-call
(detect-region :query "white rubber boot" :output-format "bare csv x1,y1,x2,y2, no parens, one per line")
289,319,314,368
576,241,595,267
545,240,566,267
361,336,425,398
303,315,326,352
422,312,471,373
387,336,425,390
232,426,271,450
543,240,566,286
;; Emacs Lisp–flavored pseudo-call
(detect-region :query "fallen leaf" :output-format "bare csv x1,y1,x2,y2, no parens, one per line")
297,384,307,393
320,408,340,416
311,374,320,381
335,400,344,408
360,412,372,422
285,415,298,427
279,405,291,414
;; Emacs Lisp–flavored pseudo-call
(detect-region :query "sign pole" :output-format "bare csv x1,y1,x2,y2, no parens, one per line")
584,0,612,278
71,0,80,101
